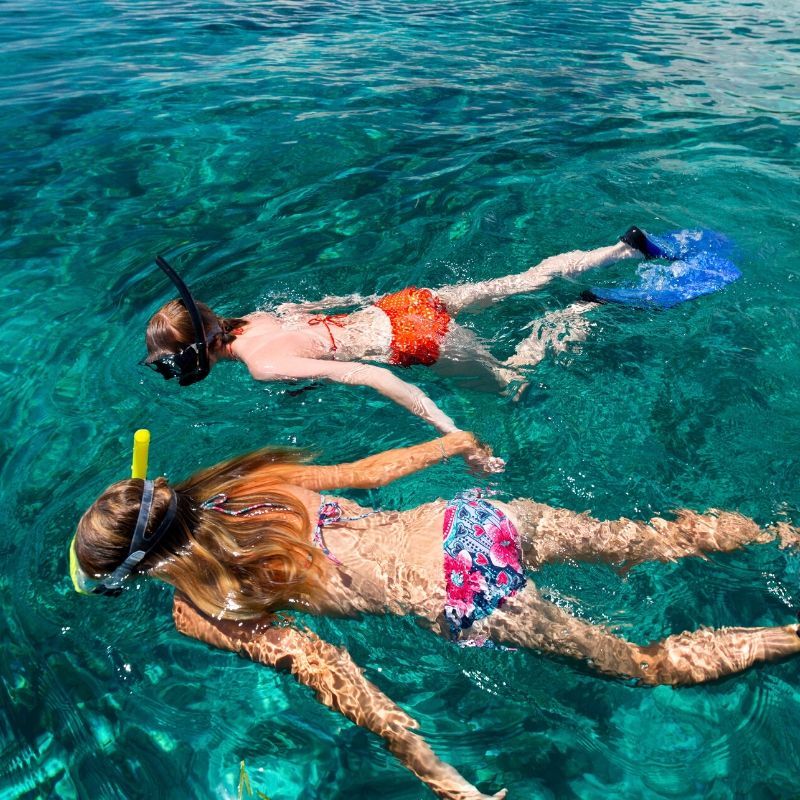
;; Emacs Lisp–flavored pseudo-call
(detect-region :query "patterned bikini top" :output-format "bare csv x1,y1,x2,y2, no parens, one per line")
199,493,379,568
313,499,381,566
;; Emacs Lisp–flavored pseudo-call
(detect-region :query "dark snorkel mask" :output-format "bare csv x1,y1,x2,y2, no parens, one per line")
143,256,219,387
69,430,177,596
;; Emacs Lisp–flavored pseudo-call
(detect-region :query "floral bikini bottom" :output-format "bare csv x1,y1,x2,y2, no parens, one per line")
442,493,527,639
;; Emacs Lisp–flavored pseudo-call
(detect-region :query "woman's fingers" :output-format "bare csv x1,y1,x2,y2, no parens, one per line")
461,788,508,800
485,456,506,473
464,445,506,475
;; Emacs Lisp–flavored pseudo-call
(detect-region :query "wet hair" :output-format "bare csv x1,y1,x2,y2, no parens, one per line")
145,299,249,361
74,450,328,620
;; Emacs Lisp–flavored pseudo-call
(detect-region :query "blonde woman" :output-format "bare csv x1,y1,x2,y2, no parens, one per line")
73,432,798,800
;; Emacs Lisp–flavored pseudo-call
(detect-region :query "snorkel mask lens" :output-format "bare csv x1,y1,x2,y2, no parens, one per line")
144,353,183,381
69,536,120,596
144,343,206,386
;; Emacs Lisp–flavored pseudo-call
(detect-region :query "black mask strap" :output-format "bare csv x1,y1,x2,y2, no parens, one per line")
154,255,210,375
95,480,178,595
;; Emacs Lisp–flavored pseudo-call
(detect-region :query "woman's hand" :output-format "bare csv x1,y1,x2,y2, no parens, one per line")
451,788,508,800
465,446,506,475
446,431,506,474
387,726,507,800
435,787,507,800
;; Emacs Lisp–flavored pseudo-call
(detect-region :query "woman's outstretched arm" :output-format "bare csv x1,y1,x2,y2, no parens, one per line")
286,431,501,491
253,357,459,434
172,595,506,800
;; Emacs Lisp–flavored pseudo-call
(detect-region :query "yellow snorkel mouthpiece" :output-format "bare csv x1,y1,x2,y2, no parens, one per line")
70,429,151,594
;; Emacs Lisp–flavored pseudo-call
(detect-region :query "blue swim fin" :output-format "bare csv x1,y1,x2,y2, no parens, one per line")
640,228,734,261
589,229,741,309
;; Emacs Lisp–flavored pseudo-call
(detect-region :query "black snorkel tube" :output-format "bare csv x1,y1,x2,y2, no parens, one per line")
145,256,218,386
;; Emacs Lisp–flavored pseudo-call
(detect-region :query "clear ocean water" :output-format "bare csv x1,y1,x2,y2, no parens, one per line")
3,0,800,797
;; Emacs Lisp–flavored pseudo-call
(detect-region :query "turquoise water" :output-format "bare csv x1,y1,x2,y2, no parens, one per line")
3,0,800,797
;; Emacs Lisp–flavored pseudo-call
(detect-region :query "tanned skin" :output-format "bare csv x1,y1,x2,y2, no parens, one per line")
164,432,800,799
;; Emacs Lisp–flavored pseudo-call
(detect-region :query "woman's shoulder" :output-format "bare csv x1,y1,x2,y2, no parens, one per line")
242,310,281,328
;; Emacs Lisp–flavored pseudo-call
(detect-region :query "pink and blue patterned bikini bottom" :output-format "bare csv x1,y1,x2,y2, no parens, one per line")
442,493,526,638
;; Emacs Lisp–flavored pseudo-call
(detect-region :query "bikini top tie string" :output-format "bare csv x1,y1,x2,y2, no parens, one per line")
307,314,347,353
314,499,382,566
199,493,290,517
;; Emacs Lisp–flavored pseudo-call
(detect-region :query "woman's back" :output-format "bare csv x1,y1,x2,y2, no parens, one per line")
235,306,393,365
306,495,448,623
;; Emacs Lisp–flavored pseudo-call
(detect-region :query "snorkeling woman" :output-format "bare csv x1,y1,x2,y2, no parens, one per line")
73,433,800,800
144,226,736,439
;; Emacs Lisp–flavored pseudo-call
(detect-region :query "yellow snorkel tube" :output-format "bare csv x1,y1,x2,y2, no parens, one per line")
130,428,151,480
69,429,151,594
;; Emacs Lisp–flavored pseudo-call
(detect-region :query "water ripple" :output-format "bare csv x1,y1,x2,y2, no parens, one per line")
3,0,800,798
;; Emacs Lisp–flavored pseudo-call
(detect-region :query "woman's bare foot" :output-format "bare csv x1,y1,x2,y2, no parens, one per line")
771,521,800,549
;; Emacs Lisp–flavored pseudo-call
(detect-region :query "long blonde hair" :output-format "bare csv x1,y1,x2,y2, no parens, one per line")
74,450,328,620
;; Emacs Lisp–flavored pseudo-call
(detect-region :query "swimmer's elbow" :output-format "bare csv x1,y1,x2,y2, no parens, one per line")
248,364,276,381
171,594,298,668
247,357,306,382
361,366,417,399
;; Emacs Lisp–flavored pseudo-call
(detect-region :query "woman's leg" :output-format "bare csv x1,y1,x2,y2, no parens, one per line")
436,303,597,389
503,301,594,370
436,241,638,314
504,500,798,569
474,584,800,686
435,322,523,390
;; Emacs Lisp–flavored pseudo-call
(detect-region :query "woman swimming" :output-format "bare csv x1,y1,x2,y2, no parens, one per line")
144,229,661,439
73,433,800,800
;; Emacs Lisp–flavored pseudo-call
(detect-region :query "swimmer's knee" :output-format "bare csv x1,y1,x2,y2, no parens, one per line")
604,640,684,686
634,634,720,687
632,643,674,686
